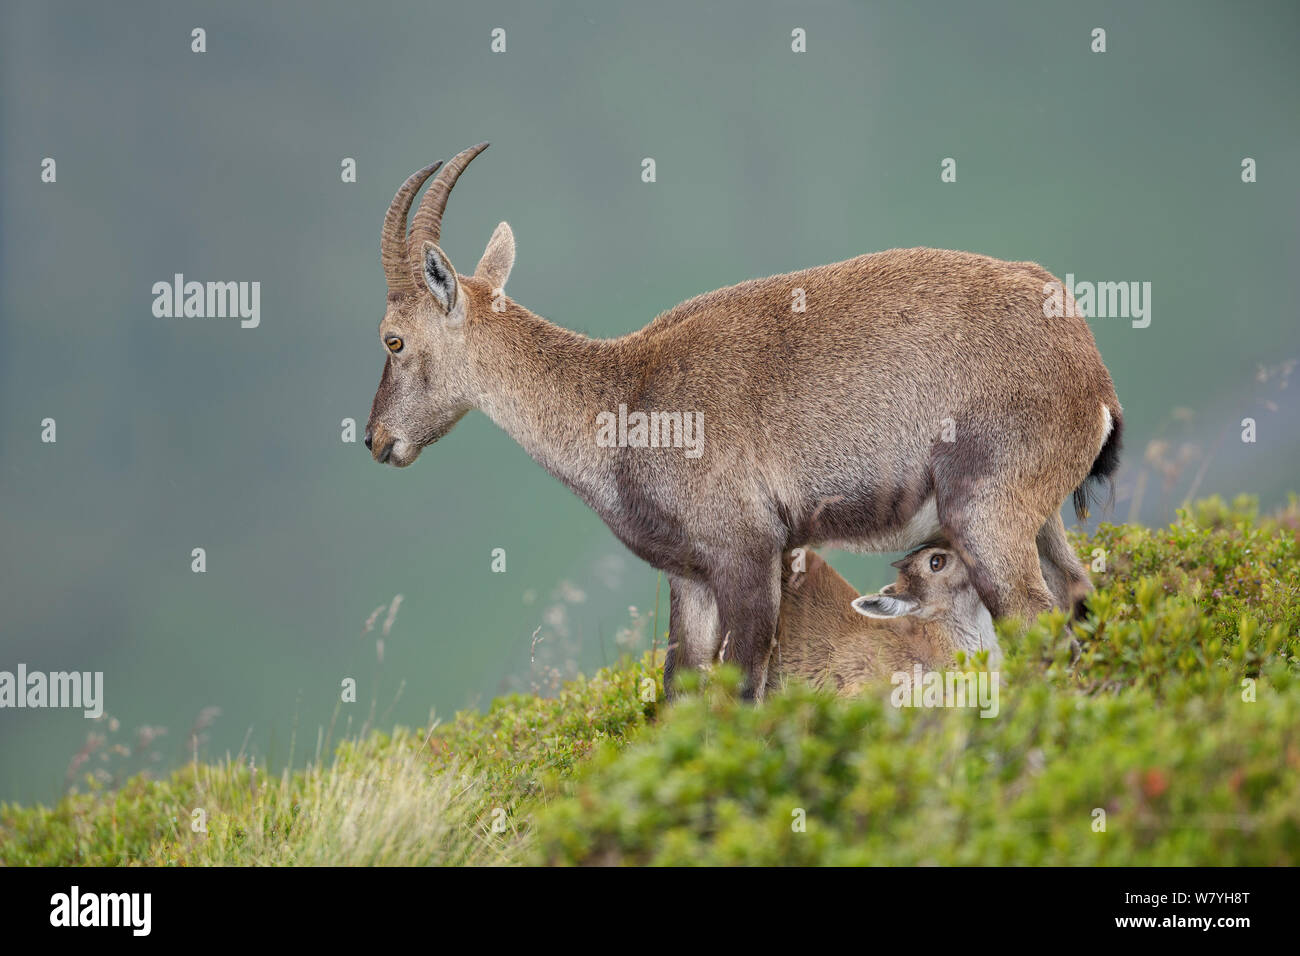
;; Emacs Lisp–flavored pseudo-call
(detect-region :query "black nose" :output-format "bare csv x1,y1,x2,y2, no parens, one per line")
363,428,372,450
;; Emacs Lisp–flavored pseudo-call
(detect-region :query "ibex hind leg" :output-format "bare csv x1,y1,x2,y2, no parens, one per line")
936,480,1055,624
1037,510,1093,618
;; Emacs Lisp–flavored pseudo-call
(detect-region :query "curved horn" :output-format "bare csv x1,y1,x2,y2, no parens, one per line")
381,161,442,295
408,142,489,256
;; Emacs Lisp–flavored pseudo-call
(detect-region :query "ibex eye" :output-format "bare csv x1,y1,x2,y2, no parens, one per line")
929,553,947,573
386,336,403,353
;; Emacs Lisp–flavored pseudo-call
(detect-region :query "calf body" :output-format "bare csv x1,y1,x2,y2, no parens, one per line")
767,548,997,696
363,145,1121,700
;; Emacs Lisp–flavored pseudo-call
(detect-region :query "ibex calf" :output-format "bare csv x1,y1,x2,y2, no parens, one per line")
767,547,997,697
364,144,1122,699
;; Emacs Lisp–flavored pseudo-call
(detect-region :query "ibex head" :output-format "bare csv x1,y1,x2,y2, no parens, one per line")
365,143,516,467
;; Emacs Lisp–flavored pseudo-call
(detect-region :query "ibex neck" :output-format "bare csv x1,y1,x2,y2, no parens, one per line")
467,304,628,503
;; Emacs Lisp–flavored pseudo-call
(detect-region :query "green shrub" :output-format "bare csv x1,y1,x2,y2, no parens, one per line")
528,497,1300,865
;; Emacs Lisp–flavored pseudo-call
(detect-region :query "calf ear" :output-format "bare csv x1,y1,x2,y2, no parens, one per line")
852,592,920,619
474,221,515,290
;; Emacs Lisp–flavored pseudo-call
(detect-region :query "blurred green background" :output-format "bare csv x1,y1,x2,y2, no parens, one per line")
2,0,1297,804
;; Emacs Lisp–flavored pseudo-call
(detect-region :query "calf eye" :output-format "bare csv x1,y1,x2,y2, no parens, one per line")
385,336,404,353
929,553,947,573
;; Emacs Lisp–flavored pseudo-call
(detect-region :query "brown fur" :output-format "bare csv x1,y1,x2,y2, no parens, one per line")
365,147,1121,700
768,548,996,696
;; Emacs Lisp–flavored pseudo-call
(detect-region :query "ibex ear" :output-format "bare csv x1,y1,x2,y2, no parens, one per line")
474,221,515,290
419,240,459,315
851,592,920,619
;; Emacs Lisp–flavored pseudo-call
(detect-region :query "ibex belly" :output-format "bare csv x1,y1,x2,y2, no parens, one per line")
817,495,942,554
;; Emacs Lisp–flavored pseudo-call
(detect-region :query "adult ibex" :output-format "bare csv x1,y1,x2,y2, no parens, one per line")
364,143,1122,699
767,547,998,697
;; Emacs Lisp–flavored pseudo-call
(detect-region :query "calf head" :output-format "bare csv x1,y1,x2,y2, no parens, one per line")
851,545,974,620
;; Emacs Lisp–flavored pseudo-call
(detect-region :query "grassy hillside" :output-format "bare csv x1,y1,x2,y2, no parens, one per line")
3,496,1297,866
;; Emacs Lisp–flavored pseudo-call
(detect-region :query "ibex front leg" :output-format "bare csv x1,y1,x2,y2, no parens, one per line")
712,552,783,701
664,575,719,699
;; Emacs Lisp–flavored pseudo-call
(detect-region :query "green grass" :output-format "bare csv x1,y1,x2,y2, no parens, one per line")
3,495,1298,865
0,652,664,866
0,740,507,866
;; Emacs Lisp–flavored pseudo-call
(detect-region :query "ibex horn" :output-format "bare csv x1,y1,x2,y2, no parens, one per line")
381,161,442,295
407,142,490,259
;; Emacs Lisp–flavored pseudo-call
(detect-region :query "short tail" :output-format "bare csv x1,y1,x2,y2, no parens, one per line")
1073,406,1123,521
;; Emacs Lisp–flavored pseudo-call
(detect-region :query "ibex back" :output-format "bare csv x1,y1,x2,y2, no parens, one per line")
364,144,1122,699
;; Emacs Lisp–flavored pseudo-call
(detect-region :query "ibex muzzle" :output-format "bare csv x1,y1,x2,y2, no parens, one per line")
364,144,1122,700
